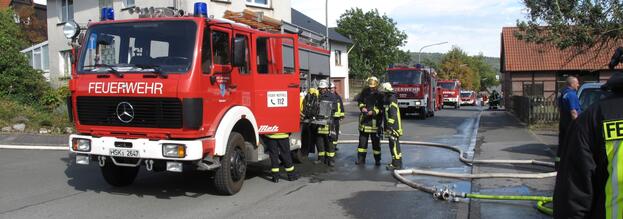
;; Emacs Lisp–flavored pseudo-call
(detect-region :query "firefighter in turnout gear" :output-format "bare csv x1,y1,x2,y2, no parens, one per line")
262,133,300,183
381,82,403,170
316,80,339,167
331,82,345,151
356,76,384,166
553,48,623,218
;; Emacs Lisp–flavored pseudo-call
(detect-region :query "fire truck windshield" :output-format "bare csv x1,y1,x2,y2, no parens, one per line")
439,82,457,90
387,70,422,85
78,21,197,74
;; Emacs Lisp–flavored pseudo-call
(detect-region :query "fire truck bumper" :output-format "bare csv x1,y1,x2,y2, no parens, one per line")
68,134,207,162
443,98,458,105
398,99,425,112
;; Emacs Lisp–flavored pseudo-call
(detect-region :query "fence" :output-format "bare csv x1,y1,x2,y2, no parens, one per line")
510,95,559,125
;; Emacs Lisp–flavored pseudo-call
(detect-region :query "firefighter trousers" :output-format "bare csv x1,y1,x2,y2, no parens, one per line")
316,134,335,159
264,137,294,173
358,132,381,161
388,135,403,167
332,118,340,146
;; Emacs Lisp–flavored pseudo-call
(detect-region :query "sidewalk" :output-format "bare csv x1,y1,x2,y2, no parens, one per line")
469,110,555,219
0,134,68,146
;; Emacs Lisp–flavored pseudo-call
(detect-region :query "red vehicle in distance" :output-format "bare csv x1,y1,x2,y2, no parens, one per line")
438,79,462,109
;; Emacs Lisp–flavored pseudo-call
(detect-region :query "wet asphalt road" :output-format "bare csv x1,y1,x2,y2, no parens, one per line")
0,106,482,219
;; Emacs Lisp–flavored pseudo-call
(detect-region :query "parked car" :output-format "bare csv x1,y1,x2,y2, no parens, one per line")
577,82,612,111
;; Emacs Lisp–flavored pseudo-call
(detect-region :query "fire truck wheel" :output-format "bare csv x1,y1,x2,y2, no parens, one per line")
100,159,139,187
292,149,305,163
214,132,247,195
419,108,428,120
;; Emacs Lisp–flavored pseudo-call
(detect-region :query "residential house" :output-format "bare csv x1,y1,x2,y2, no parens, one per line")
1,0,47,44
291,8,352,99
500,26,620,108
46,0,291,87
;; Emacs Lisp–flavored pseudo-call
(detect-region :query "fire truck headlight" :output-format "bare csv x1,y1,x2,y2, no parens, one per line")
72,138,91,152
163,144,186,158
415,101,422,106
63,21,80,39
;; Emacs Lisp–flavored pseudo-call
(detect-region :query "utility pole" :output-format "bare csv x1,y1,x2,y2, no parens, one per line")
325,0,329,50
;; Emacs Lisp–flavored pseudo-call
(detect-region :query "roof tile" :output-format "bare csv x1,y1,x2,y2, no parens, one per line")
501,26,622,72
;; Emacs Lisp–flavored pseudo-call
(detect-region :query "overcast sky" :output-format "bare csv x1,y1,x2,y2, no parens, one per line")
292,0,526,58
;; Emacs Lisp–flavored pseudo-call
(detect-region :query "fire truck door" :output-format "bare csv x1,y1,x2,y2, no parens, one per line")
252,36,300,134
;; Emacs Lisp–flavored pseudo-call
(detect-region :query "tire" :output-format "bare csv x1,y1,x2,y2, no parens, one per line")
214,132,247,195
100,158,139,187
454,103,459,109
292,149,305,163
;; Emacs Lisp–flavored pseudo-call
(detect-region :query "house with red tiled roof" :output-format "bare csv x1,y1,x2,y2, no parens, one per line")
500,27,620,107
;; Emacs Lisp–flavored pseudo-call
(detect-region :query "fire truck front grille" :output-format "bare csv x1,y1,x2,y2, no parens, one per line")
76,97,183,128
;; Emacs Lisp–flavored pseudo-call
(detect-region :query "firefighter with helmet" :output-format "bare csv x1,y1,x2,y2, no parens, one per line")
316,79,339,166
331,82,345,151
381,82,403,170
553,48,623,218
356,76,384,166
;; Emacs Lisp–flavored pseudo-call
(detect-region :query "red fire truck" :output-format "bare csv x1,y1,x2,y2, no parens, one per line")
438,79,462,109
386,66,437,119
64,5,330,195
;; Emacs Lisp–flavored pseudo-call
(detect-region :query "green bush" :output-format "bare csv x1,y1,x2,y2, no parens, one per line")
0,98,72,133
0,9,50,105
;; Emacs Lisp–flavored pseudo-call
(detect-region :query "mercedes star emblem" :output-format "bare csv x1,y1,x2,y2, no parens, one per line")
116,102,135,123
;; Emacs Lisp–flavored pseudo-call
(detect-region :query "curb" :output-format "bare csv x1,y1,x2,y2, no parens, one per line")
0,144,67,151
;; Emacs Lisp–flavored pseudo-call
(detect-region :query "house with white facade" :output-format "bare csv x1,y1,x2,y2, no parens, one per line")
46,0,291,87
291,8,352,99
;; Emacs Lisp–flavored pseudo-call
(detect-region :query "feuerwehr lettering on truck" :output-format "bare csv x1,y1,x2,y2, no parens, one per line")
88,82,164,95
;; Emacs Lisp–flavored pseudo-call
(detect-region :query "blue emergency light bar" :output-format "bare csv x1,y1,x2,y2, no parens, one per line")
194,2,208,17
100,7,115,21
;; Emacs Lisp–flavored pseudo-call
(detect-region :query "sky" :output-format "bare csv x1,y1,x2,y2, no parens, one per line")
292,0,527,58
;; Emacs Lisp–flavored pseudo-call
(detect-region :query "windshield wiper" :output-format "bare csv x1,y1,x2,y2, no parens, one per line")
133,64,168,78
83,64,124,78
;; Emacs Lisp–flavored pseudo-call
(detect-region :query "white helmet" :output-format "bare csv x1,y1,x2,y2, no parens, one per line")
318,79,330,89
382,82,394,92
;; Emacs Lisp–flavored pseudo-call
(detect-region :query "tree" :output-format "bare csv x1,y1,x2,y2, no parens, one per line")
516,0,623,51
336,8,410,79
470,54,499,90
0,9,49,104
14,5,47,45
436,48,500,91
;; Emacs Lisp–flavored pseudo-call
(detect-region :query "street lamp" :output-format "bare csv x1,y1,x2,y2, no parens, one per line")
418,42,448,64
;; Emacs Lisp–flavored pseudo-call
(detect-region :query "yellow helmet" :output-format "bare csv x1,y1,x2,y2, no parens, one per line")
367,76,379,88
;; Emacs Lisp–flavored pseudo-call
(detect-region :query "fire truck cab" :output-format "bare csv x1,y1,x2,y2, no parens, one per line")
386,66,437,119
64,5,328,195
439,79,462,109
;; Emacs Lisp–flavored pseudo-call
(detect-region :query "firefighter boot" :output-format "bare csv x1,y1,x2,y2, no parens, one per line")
355,152,366,165
287,171,300,181
327,157,335,167
271,172,280,183
386,159,403,170
374,155,381,166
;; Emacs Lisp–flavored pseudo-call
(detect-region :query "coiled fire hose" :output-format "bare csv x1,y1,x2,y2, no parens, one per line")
336,140,555,216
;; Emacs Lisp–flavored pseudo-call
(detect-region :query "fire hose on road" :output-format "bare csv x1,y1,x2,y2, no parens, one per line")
336,140,555,216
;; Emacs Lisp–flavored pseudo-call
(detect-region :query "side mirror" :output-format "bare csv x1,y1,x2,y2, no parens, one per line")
232,36,246,67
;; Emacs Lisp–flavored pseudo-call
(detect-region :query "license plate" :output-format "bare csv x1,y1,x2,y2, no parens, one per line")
109,148,140,158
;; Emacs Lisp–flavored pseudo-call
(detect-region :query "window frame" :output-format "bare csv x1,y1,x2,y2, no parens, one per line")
245,0,271,8
58,0,74,23
124,0,136,8
334,50,342,66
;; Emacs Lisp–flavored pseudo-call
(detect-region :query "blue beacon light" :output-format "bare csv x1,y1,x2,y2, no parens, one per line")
194,2,208,17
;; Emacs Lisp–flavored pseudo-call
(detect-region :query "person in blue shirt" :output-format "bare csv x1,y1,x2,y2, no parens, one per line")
556,76,581,169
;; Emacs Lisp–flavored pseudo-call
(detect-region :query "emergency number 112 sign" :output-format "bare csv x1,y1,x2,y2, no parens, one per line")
267,91,288,108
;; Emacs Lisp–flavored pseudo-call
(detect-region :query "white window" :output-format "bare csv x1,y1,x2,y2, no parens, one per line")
246,0,270,7
60,50,72,77
124,0,135,8
59,0,74,23
334,50,342,66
